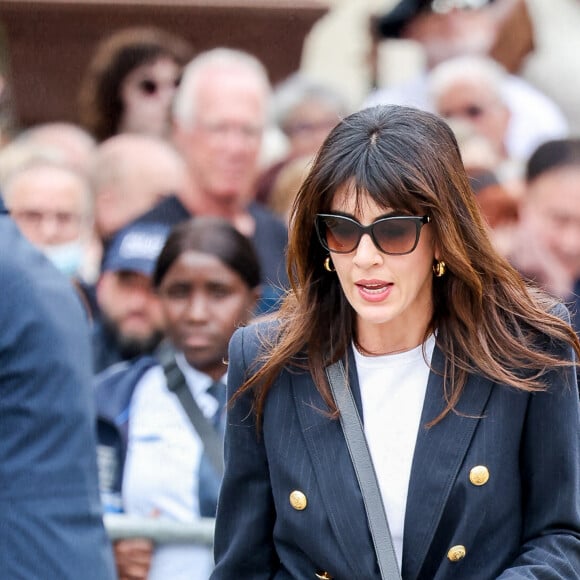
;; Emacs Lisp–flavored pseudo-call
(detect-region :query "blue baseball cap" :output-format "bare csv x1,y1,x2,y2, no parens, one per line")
101,222,170,276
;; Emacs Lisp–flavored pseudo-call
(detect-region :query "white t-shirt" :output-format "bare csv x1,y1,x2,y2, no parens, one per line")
354,334,435,571
123,354,223,580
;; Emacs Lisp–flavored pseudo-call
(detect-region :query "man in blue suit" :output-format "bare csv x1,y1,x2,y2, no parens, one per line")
0,196,115,578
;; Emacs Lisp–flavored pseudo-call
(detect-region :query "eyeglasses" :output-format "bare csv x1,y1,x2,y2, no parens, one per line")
12,209,83,233
195,120,264,142
315,213,430,255
441,104,486,120
138,77,181,97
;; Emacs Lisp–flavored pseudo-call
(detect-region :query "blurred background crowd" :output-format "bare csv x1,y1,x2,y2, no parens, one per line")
1,0,579,578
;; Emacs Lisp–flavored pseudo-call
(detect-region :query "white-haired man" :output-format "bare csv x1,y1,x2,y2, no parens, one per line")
1,153,94,279
126,48,288,314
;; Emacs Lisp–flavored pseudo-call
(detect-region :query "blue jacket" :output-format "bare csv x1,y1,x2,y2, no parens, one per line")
0,198,115,579
212,317,580,580
95,355,222,517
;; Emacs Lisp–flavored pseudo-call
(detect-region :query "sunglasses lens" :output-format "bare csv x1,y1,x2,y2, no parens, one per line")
317,214,425,255
374,219,419,254
139,79,157,95
322,216,360,253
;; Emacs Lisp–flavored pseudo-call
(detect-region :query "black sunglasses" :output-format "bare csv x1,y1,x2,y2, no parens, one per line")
138,77,181,96
315,213,431,255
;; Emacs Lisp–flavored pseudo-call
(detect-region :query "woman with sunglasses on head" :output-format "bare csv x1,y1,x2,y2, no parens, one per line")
79,26,192,142
95,217,261,580
211,105,580,580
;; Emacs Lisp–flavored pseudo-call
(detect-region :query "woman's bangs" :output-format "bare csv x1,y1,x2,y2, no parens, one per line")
350,163,427,216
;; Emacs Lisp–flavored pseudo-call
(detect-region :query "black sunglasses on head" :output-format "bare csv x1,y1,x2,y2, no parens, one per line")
315,213,431,255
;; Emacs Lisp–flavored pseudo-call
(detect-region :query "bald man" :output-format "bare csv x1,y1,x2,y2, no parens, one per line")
92,133,189,242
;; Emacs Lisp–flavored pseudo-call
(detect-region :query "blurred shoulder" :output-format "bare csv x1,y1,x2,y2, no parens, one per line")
0,220,83,320
249,202,287,235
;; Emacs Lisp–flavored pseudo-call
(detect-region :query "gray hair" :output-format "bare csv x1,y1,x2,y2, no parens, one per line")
173,48,271,129
12,122,97,175
272,73,349,129
0,141,93,216
428,55,510,105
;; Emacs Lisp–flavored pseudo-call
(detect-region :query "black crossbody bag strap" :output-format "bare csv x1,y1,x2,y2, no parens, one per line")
325,360,402,580
159,349,225,478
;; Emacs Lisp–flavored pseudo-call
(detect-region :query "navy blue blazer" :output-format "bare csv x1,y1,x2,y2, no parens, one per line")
212,319,580,579
0,199,115,579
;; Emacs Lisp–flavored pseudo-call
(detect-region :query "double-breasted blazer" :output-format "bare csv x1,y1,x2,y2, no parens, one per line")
212,319,580,580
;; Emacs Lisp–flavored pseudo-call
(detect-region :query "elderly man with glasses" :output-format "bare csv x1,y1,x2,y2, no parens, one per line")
365,0,568,167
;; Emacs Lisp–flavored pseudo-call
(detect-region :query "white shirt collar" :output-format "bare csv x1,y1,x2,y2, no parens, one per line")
174,352,227,398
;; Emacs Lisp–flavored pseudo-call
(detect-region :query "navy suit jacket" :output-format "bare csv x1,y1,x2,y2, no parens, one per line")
212,319,580,579
0,199,115,579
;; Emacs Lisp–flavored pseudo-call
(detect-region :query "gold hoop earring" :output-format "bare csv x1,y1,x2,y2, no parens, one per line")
433,260,446,277
323,256,335,272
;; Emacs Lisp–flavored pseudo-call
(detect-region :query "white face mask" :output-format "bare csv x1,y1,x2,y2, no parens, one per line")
40,240,84,277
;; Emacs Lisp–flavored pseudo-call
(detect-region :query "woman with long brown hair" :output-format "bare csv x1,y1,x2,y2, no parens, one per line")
211,105,580,579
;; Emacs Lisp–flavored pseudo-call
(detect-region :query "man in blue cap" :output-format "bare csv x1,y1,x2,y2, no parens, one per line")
0,196,115,578
93,220,170,373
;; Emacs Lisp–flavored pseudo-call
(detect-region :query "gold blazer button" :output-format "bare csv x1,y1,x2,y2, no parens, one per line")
289,490,307,510
447,545,466,562
315,572,333,579
469,465,490,486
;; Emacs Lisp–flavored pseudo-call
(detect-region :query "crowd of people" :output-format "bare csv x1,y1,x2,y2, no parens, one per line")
1,0,579,578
